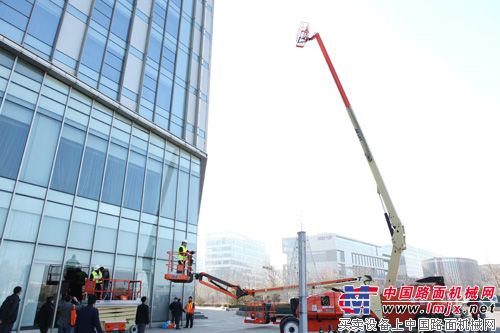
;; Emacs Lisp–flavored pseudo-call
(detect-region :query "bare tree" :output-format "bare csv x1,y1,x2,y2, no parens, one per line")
263,265,283,288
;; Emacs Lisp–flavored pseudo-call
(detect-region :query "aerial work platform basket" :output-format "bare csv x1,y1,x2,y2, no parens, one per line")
296,22,310,48
164,251,195,283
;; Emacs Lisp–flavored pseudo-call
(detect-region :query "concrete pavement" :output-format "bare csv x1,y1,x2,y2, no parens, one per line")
147,307,500,332
149,307,277,333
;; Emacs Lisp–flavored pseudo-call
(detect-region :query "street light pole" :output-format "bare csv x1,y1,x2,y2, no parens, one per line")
298,231,308,333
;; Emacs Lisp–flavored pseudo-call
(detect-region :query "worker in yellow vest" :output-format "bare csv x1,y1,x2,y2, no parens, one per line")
177,240,189,274
183,296,195,328
90,265,103,299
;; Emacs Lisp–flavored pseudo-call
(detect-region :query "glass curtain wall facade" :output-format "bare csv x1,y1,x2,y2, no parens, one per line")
0,0,213,330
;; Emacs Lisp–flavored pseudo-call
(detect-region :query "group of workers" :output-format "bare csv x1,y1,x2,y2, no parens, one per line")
169,296,195,329
86,239,194,301
89,266,111,300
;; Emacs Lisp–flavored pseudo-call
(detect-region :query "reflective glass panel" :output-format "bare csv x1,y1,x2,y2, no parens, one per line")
51,125,86,194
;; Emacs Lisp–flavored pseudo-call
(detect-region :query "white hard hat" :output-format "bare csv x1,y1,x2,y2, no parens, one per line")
182,239,188,243
94,264,100,270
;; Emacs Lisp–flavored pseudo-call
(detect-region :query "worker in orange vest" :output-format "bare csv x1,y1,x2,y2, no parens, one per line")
183,296,195,328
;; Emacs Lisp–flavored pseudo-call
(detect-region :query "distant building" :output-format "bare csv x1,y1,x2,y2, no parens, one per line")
204,232,270,289
282,233,388,286
382,245,436,283
422,257,481,286
283,233,440,288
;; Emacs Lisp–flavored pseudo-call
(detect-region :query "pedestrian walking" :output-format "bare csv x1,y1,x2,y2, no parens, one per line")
183,296,195,328
57,295,79,333
135,297,149,333
74,295,102,333
0,286,22,333
36,297,55,333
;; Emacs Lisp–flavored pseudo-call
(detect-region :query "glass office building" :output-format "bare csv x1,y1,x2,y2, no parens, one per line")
0,0,212,329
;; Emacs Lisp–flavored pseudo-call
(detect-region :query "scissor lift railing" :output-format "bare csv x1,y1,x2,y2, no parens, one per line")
84,279,142,300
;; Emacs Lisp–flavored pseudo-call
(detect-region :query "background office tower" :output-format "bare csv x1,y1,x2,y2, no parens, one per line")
282,233,437,288
200,232,271,304
0,0,213,329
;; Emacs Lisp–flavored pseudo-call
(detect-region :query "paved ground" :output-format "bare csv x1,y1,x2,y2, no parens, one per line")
147,307,500,333
149,307,277,333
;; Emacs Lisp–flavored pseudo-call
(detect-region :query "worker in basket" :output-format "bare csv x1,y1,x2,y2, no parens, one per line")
90,264,103,299
176,240,195,274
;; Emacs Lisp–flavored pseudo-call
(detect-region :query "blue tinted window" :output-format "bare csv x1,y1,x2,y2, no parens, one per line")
94,0,113,15
152,3,166,27
141,87,156,103
0,100,33,179
175,170,189,222
54,50,77,69
20,113,61,187
51,125,85,194
67,4,87,22
123,151,145,210
104,45,124,69
78,135,107,200
143,158,162,215
160,164,177,219
147,31,162,63
187,175,200,225
143,77,156,92
171,0,181,9
0,49,15,69
110,2,132,40
175,49,189,81
102,143,127,206
92,0,112,28
26,0,63,45
183,0,194,16
141,67,158,103
93,9,110,28
102,63,121,82
81,30,106,71
163,45,176,64
166,7,180,39
3,0,33,16
0,0,33,40
171,83,186,117
156,76,172,111
179,17,192,46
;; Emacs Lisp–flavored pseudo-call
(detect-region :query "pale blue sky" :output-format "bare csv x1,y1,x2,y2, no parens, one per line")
198,1,500,268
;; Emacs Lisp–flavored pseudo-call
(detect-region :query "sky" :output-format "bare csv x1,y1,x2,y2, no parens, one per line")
197,0,500,268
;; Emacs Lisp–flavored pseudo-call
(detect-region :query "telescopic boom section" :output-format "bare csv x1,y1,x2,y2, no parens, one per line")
297,24,406,288
195,272,374,300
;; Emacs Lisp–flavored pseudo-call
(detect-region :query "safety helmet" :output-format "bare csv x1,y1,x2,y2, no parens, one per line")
94,264,100,270
182,239,187,244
